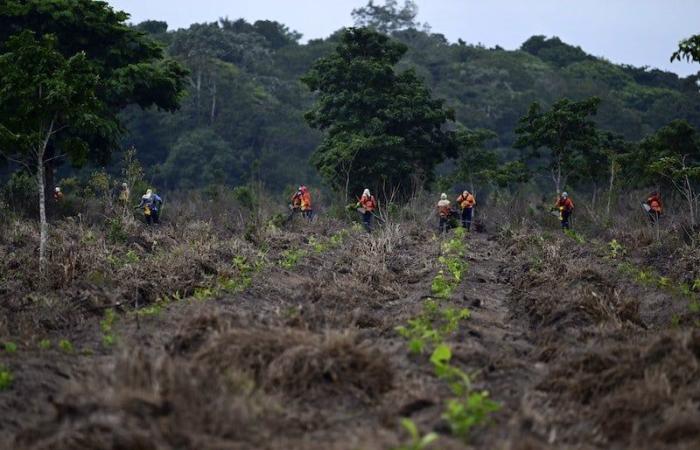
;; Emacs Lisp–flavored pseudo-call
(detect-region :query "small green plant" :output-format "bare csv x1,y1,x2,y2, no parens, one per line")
280,248,306,269
439,255,467,282
564,229,585,244
124,249,140,264
308,236,328,253
58,339,74,353
38,339,51,350
431,270,453,299
3,342,17,353
393,418,438,450
194,286,215,301
0,366,13,391
442,390,501,441
100,309,118,347
607,239,625,259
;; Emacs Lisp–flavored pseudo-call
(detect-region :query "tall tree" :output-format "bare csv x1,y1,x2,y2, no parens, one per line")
352,1,422,34
302,27,456,198
514,97,601,194
0,31,102,272
0,0,187,180
0,0,186,272
642,120,700,225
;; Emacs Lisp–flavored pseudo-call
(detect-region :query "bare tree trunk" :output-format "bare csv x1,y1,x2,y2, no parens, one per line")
210,78,217,125
36,119,54,275
685,174,696,226
607,160,616,216
37,148,47,275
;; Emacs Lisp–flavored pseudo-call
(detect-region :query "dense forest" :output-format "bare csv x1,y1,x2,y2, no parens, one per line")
111,5,700,193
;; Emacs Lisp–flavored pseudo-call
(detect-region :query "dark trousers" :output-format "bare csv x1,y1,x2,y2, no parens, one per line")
461,208,473,230
302,209,313,221
362,211,372,232
560,210,571,229
439,216,449,234
146,209,159,225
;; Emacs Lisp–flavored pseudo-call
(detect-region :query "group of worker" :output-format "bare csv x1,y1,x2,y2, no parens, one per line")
551,190,663,230
290,185,377,232
436,190,476,233
53,183,163,225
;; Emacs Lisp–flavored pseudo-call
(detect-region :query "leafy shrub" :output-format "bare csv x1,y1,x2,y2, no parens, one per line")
280,248,306,269
100,309,118,347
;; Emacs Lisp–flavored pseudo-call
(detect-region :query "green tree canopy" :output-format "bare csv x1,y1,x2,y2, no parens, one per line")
302,27,456,198
515,97,601,194
352,0,422,34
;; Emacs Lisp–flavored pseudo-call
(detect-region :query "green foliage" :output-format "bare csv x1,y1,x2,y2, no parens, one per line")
564,229,585,244
302,27,456,196
38,339,51,350
396,301,470,354
443,391,501,441
0,366,13,391
431,271,453,299
106,218,129,244
58,339,74,353
352,0,422,34
394,417,438,450
3,342,17,353
100,309,118,347
607,239,626,259
280,248,306,269
515,97,601,193
672,34,700,64
521,35,594,68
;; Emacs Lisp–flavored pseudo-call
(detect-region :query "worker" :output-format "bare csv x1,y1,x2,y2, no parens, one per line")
118,183,130,205
437,193,451,233
456,190,476,231
645,192,663,224
53,186,63,202
554,192,574,230
290,187,303,212
136,189,163,225
300,185,313,221
357,188,376,232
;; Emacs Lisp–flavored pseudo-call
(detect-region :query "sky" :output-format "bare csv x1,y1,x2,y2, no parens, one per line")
107,0,700,76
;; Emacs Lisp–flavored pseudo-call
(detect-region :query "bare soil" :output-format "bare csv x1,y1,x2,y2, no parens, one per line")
1,221,699,449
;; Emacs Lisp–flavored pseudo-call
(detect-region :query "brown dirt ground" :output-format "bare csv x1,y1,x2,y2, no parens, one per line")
1,223,699,449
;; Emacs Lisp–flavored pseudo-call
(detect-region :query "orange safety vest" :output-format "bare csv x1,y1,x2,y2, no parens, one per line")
301,191,312,211
437,201,451,218
457,193,475,209
556,197,574,212
360,195,376,212
647,196,662,213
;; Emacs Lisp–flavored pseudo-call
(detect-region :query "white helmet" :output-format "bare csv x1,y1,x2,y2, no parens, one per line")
363,188,370,197
440,193,447,200
562,192,568,198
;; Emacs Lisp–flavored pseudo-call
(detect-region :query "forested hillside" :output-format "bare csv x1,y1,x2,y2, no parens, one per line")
117,12,700,192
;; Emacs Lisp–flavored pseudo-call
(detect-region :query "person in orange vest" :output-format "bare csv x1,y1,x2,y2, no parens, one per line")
357,188,376,232
300,185,313,221
456,190,476,231
53,186,64,202
437,193,451,233
554,192,574,230
645,191,663,224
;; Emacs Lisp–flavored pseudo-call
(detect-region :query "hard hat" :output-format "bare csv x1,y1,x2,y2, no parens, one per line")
562,192,568,198
54,187,61,192
441,193,447,200
122,182,128,188
463,190,469,196
146,189,153,196
363,188,370,197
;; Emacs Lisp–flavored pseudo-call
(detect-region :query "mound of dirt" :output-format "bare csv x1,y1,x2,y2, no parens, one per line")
194,327,394,400
540,330,700,448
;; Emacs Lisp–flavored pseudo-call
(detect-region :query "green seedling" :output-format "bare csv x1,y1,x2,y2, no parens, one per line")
607,239,625,259
194,286,215,301
0,366,13,391
58,339,74,353
38,339,51,350
3,342,17,353
393,418,438,450
564,229,585,244
100,309,118,347
431,270,454,299
280,248,306,269
442,390,500,442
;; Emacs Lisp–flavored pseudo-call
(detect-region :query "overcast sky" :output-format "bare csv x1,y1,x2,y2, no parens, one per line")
107,0,700,76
